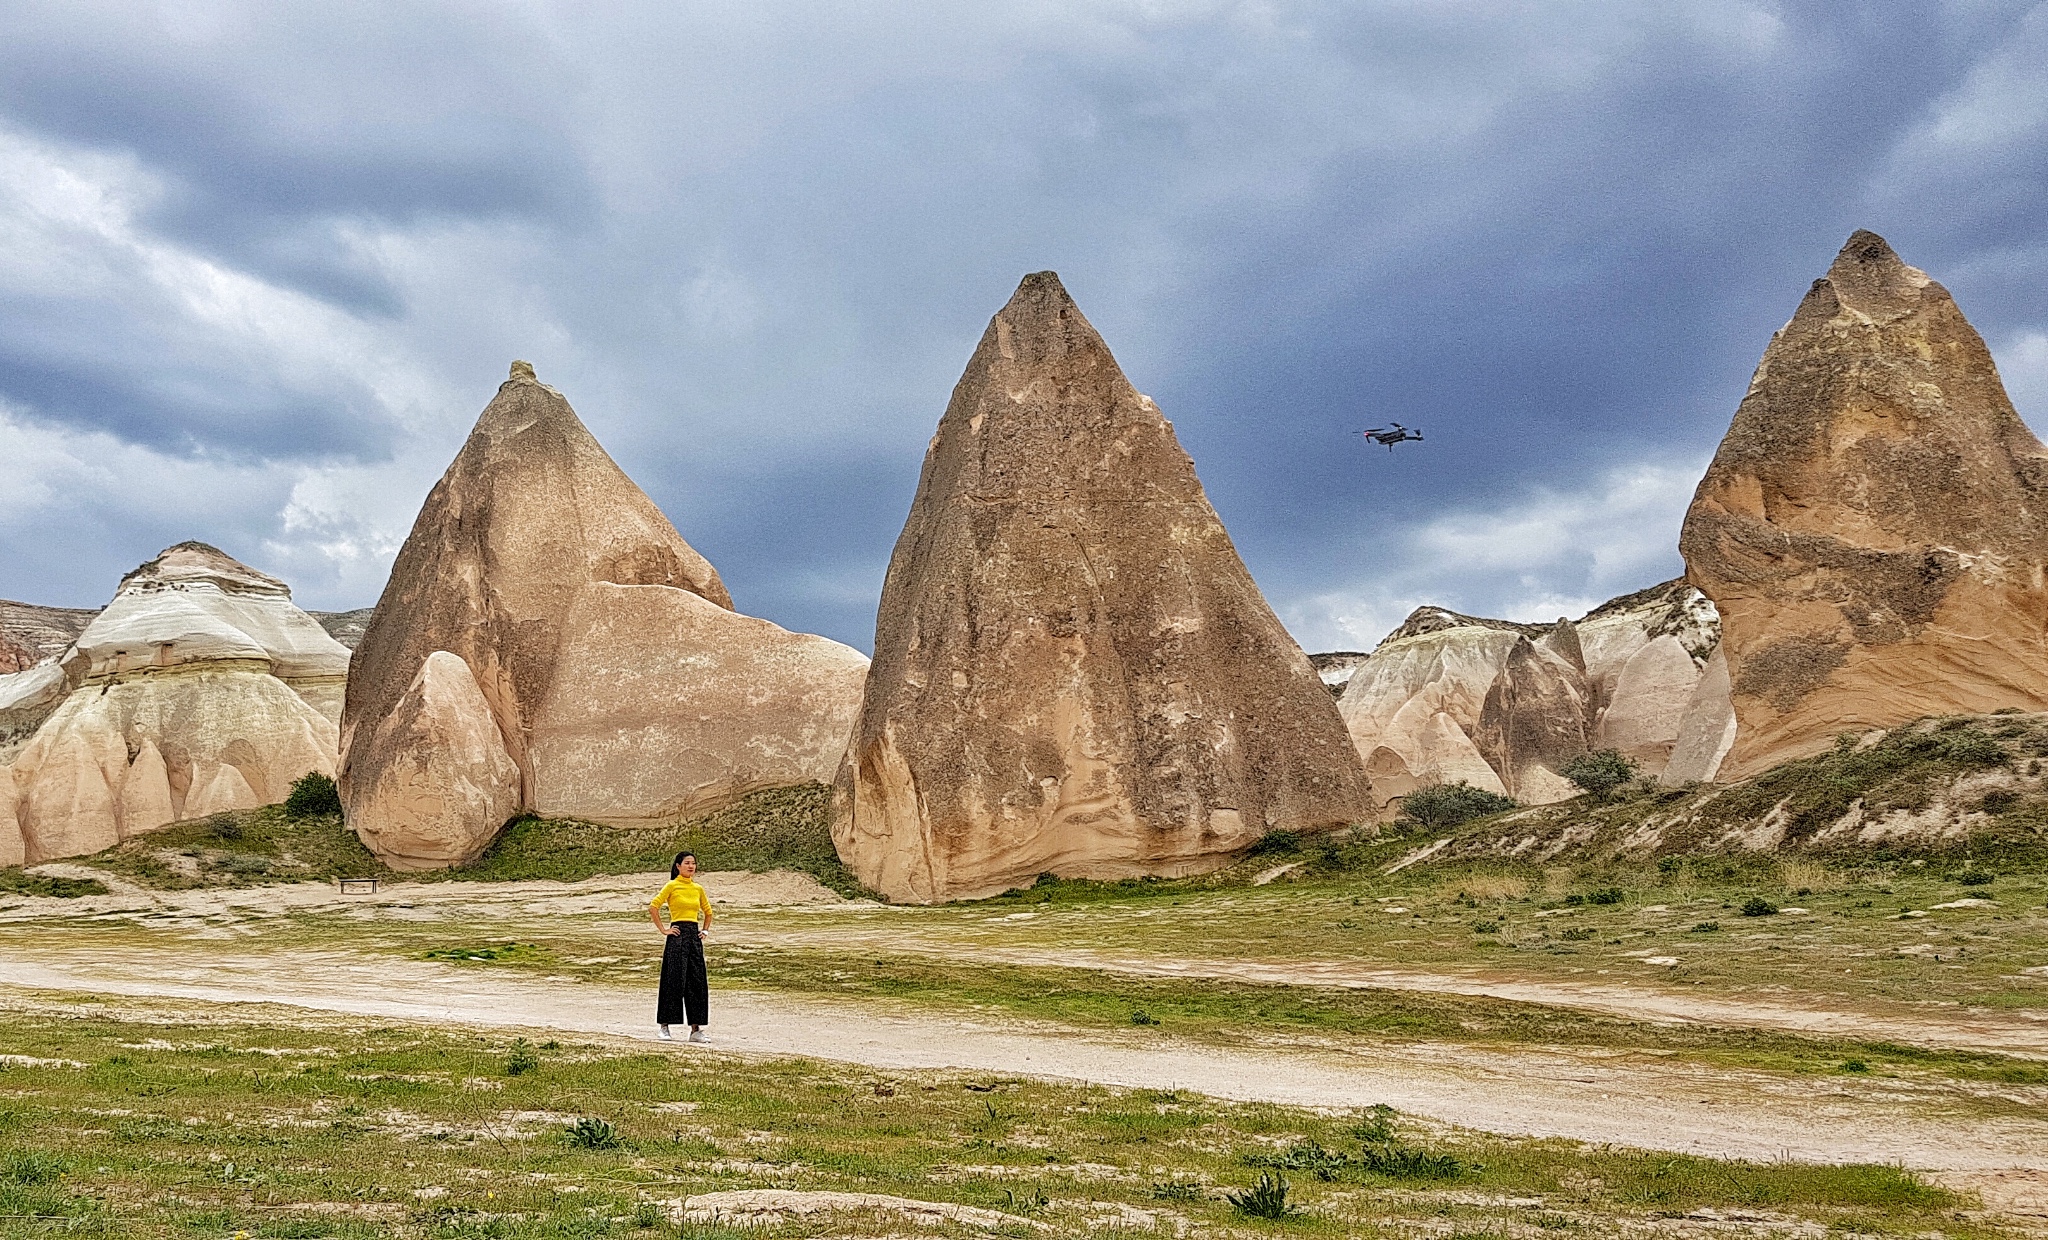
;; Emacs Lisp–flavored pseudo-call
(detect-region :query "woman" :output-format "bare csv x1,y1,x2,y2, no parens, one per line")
648,851,714,1042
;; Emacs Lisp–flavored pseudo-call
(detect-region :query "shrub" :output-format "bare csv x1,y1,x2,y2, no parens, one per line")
1690,921,1720,933
284,771,343,818
1975,789,2021,815
1934,729,2008,767
1953,870,1995,886
0,873,107,899
1351,1104,1398,1143
1151,1180,1202,1201
1249,1140,1350,1181
1740,897,1779,917
1129,1011,1159,1027
1585,887,1624,905
564,1117,621,1149
1400,781,1518,829
505,1039,539,1076
1471,920,1502,934
1,1151,64,1185
1227,1172,1296,1219
1248,830,1301,856
1559,749,1638,799
204,813,243,841
1356,1142,1465,1180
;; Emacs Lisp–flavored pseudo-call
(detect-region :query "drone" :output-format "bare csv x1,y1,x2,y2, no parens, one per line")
1361,423,1424,451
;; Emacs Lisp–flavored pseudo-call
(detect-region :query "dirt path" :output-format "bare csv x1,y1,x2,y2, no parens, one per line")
11,869,2044,1055
3,941,2044,1184
726,924,2048,1056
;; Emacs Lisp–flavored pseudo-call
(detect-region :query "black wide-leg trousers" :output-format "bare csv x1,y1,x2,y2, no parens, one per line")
657,924,709,1027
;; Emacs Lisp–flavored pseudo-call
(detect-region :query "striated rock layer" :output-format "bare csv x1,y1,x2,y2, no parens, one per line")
1680,231,2048,779
1334,581,1726,809
339,362,868,870
0,600,97,675
835,272,1374,903
0,543,350,865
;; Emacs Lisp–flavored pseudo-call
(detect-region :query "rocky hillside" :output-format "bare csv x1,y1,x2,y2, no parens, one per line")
309,607,374,651
1428,711,2048,866
1326,579,1727,813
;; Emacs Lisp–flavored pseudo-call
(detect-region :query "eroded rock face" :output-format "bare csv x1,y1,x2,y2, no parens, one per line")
834,272,1373,903
340,363,867,868
1333,581,1728,807
347,651,521,870
1679,231,2048,779
0,542,350,863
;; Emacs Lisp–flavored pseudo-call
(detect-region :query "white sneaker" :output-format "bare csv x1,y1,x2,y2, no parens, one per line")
687,1029,707,1043
657,1026,673,1041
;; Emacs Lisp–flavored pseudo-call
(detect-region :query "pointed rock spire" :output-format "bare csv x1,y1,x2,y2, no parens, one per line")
340,365,867,868
833,272,1374,902
1680,231,2048,778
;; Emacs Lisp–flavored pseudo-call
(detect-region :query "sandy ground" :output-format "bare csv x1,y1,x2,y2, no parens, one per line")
3,942,2044,1177
4,872,2047,1220
9,866,2045,1054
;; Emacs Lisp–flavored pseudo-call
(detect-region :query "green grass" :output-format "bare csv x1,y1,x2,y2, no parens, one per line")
14,783,861,896
48,804,388,890
444,784,861,895
0,872,108,899
0,1000,1993,1239
687,945,2048,1089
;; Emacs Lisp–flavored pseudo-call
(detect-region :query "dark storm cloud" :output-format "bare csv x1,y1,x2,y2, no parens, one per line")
0,1,2044,650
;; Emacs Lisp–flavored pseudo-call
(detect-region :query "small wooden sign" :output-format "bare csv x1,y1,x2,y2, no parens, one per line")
338,877,380,894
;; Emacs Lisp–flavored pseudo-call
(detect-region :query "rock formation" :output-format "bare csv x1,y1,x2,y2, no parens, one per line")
310,608,375,651
1679,230,2048,779
339,362,868,870
834,272,1374,903
0,600,96,674
1333,581,1726,807
0,542,350,865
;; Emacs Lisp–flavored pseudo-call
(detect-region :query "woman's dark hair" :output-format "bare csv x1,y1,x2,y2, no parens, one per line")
671,851,697,879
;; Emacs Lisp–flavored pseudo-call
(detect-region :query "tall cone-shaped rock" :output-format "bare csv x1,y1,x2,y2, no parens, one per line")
1680,231,2048,779
341,363,869,867
834,272,1374,902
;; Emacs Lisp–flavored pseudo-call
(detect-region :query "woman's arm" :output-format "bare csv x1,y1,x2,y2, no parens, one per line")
650,901,676,935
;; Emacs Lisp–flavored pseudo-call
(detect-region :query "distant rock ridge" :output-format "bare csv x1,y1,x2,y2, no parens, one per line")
1680,230,2048,778
1,542,350,866
309,608,375,651
1378,607,1548,645
339,362,868,871
0,599,97,675
834,272,1374,903
1328,579,1727,810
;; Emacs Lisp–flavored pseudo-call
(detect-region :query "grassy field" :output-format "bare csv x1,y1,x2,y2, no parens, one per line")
279,911,2039,1098
29,784,861,897
0,998,1998,1239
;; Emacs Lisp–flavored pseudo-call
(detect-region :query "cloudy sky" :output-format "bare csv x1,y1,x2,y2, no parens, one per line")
2,1,2045,653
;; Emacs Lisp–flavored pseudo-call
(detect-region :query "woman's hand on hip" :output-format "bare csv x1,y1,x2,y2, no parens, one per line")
664,927,679,936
